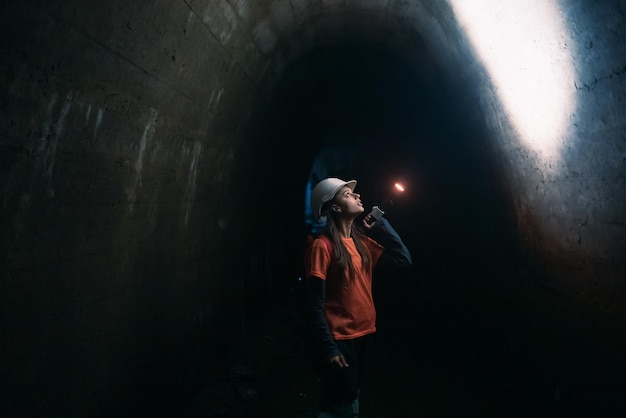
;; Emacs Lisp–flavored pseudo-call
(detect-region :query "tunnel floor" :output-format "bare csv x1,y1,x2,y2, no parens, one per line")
181,274,626,418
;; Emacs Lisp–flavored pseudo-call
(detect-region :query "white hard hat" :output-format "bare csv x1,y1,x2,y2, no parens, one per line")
311,177,357,221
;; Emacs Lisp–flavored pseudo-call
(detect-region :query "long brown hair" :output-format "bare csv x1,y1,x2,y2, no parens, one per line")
322,203,371,283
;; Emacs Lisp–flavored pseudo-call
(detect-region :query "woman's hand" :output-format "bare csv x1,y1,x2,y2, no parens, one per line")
329,354,349,368
361,214,376,230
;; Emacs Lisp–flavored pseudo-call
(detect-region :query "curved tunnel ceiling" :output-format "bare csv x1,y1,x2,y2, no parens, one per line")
246,1,458,88
234,1,564,204
243,0,576,164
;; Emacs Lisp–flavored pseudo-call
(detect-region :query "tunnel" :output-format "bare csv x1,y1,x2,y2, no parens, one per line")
1,0,625,417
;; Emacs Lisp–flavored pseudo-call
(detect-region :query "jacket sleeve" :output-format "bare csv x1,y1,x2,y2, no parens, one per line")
366,217,412,267
305,276,342,361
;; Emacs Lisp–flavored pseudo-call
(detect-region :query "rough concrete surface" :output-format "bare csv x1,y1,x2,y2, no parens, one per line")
1,0,624,416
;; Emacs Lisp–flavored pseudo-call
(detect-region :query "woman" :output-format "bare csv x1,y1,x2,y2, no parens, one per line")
305,177,412,418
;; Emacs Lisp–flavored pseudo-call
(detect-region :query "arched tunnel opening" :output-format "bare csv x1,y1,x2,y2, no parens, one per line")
1,1,625,417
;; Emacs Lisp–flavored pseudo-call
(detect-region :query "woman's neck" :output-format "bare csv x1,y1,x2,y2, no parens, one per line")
336,218,353,239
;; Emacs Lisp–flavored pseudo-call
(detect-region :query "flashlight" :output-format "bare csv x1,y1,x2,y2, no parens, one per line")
366,182,405,223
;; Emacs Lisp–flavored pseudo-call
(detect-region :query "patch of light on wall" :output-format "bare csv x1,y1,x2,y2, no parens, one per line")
448,0,576,163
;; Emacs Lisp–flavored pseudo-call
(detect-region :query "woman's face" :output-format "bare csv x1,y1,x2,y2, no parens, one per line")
333,186,364,219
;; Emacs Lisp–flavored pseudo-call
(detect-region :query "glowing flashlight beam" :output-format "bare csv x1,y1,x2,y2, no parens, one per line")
394,183,405,193
448,0,576,165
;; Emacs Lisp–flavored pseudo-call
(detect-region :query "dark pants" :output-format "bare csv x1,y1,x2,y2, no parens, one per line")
315,334,372,408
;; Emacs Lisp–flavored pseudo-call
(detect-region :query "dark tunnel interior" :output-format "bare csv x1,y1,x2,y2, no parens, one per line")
219,42,625,417
238,45,557,418
2,1,625,418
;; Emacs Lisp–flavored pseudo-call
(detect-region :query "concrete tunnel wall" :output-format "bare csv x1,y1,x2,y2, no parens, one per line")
1,0,624,416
